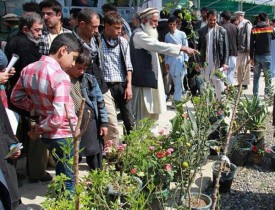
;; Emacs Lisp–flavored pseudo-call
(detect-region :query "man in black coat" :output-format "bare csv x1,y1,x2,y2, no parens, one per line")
197,9,229,100
5,12,42,96
220,11,238,86
5,12,52,184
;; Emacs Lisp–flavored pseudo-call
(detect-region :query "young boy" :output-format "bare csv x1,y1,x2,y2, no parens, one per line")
67,49,108,169
11,33,82,195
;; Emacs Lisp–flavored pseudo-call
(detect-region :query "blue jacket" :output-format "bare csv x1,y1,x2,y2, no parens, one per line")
80,73,108,127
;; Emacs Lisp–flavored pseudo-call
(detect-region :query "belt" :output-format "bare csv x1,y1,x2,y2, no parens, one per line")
107,82,122,86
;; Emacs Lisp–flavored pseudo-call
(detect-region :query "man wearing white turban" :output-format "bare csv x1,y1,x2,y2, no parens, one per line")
130,8,198,132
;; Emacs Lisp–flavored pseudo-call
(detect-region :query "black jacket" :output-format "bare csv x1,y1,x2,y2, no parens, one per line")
5,32,41,90
222,22,238,56
5,32,42,116
250,22,275,59
197,25,229,67
0,99,20,209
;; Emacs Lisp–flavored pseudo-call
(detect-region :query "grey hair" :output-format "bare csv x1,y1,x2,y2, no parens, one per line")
19,12,42,31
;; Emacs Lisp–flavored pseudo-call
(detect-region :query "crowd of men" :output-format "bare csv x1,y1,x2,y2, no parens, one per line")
0,1,274,209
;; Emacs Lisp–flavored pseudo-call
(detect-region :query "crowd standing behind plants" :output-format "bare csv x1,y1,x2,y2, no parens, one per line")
40,1,275,210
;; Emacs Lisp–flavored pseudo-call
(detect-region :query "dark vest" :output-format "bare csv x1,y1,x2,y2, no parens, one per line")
130,28,157,89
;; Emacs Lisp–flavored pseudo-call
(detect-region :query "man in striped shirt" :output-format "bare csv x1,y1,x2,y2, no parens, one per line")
11,33,82,195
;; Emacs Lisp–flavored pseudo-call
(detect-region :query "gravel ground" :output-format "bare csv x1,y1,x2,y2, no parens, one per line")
207,114,275,210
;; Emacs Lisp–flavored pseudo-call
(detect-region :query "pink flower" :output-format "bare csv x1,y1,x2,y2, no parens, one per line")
156,151,165,159
166,164,172,171
117,144,127,152
105,140,113,147
158,130,164,135
131,168,137,174
166,148,174,156
266,147,272,153
217,110,223,116
148,146,155,151
182,113,189,118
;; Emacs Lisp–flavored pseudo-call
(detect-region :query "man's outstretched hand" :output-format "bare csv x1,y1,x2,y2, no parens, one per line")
181,46,200,57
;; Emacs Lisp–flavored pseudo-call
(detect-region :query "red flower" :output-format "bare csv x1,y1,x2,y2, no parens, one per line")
165,164,172,171
156,151,165,159
252,145,258,153
130,168,137,174
158,130,164,135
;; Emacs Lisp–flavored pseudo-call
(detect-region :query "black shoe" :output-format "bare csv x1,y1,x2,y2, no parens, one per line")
242,85,248,90
16,203,35,210
29,172,53,183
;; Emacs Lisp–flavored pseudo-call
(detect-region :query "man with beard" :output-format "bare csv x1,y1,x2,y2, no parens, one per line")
5,12,53,184
38,0,71,55
197,10,229,100
130,8,198,133
5,12,42,94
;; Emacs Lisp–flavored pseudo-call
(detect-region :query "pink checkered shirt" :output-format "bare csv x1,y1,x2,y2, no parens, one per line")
11,56,77,139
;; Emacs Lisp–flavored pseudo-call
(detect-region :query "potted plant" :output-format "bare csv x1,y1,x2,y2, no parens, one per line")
163,83,226,209
237,96,268,143
104,140,127,172
269,146,275,170
230,140,252,166
236,133,256,144
212,160,237,193
250,143,271,165
107,171,143,197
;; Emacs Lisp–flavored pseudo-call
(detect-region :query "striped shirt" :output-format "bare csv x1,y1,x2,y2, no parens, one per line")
11,56,77,139
38,27,71,55
101,36,133,82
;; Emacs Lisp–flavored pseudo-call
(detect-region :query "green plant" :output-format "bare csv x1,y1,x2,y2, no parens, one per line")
166,83,226,208
122,119,175,191
237,95,268,132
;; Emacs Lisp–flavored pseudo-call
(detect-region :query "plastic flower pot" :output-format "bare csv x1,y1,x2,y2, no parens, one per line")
231,140,252,166
250,128,266,144
107,176,143,196
182,193,212,210
250,153,264,165
236,133,256,144
212,161,237,193
270,146,275,170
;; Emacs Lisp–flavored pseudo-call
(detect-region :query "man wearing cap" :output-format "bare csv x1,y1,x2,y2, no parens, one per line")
130,7,198,132
235,11,252,90
1,13,20,42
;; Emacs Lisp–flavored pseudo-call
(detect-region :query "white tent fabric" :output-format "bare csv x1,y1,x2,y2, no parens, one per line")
236,0,274,6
